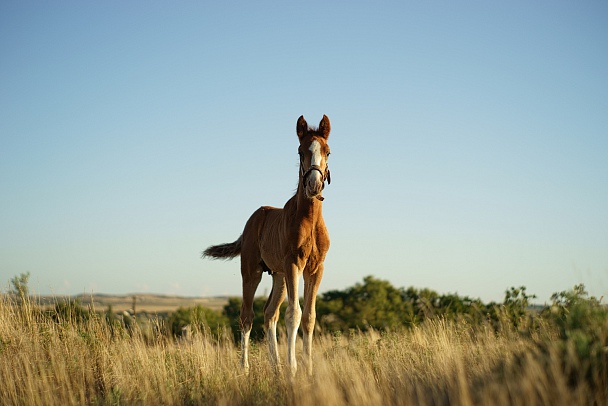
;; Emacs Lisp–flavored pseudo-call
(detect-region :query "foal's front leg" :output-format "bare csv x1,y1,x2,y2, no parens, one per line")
302,266,323,376
284,262,302,376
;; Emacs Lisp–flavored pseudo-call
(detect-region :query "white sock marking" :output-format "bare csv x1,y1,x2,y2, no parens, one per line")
241,330,251,370
267,320,279,365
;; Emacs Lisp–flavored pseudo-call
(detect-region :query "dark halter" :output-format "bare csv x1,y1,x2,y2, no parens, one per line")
300,159,331,201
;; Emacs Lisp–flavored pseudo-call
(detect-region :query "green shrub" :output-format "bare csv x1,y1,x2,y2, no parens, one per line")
51,299,91,324
539,284,608,392
167,305,229,340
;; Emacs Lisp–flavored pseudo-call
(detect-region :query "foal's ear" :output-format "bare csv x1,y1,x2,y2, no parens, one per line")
319,115,331,139
297,116,308,138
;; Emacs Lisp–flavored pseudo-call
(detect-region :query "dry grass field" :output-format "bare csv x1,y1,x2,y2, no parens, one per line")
35,293,229,313
1,293,606,406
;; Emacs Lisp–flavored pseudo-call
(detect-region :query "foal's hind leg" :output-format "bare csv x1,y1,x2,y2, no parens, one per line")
264,273,286,367
240,260,263,373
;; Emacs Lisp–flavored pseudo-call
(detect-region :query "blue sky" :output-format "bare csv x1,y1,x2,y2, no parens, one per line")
1,1,606,303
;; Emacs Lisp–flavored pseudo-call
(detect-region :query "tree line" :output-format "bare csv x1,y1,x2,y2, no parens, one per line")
168,276,601,345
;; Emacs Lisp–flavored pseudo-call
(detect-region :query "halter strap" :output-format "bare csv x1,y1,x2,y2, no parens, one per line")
300,161,330,183
300,160,331,200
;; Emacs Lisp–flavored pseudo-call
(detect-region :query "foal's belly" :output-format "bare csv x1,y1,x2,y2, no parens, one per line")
259,251,285,275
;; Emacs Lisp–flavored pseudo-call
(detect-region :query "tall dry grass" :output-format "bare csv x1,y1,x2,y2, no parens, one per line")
0,295,604,405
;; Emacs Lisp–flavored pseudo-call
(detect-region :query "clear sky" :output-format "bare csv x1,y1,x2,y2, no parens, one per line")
1,1,607,304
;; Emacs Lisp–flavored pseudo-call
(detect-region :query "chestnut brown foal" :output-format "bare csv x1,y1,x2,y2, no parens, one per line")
202,115,331,376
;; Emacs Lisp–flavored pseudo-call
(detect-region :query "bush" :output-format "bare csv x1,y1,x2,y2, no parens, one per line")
539,284,608,392
317,276,494,332
167,305,229,340
9,272,30,303
317,276,407,331
51,299,91,324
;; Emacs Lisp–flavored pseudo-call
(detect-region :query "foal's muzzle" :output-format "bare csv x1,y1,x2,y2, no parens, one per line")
302,164,331,201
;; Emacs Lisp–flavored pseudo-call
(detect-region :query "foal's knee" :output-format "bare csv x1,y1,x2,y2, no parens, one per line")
285,303,301,327
263,309,279,331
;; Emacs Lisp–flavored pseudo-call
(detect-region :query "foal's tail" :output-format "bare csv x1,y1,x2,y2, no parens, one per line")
201,235,242,260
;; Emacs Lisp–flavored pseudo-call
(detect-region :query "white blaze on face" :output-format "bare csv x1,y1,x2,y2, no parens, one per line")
307,140,324,190
309,140,323,167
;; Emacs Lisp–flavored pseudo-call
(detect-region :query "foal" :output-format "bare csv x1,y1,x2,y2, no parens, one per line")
202,115,331,376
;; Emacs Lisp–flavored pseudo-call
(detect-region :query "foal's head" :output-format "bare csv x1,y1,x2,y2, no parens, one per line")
296,115,331,200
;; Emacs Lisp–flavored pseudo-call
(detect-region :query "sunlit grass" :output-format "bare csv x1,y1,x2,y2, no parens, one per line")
1,294,606,405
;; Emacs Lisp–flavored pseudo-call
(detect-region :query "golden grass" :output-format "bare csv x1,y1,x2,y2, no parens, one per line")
35,294,230,313
0,296,604,405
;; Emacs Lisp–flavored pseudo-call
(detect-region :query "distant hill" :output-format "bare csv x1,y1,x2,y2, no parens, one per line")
32,293,230,313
